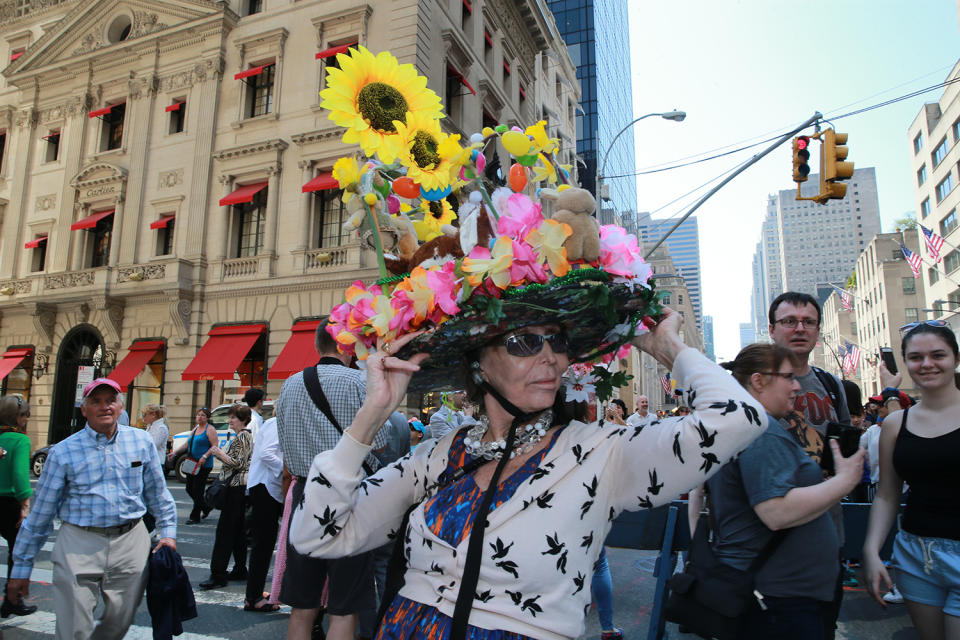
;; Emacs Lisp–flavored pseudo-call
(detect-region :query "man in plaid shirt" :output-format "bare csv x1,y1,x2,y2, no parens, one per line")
8,378,177,638
277,318,387,640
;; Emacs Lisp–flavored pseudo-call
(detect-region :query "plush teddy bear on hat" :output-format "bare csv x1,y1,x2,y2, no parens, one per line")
541,187,601,262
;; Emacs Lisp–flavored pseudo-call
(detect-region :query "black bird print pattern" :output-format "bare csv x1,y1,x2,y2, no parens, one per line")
310,472,331,488
647,469,664,495
572,571,586,595
709,399,738,415
695,421,718,448
314,506,341,538
672,432,685,463
741,401,761,426
699,452,721,474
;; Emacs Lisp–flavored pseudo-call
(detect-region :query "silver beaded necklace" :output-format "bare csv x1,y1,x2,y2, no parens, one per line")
463,410,553,460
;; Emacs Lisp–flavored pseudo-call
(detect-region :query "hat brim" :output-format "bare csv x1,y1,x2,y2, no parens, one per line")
396,270,659,392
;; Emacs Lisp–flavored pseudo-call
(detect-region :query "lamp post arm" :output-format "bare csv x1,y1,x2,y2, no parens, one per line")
598,113,659,181
644,112,822,259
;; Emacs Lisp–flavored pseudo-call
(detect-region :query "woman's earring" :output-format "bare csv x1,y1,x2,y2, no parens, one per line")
471,361,484,384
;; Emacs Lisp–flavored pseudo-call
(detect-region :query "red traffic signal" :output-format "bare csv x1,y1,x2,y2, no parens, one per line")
792,136,811,183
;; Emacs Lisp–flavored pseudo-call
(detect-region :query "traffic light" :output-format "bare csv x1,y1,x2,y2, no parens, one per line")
792,136,811,183
819,129,853,200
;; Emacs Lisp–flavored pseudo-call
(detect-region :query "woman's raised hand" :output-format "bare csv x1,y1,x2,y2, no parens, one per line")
632,307,688,369
363,331,430,422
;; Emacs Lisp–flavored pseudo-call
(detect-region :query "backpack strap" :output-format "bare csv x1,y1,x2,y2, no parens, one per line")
811,366,844,418
302,366,375,476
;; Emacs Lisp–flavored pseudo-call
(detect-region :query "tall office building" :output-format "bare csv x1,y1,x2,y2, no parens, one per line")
635,213,703,329
702,315,715,361
548,0,637,216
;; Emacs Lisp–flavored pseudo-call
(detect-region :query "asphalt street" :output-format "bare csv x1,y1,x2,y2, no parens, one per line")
0,478,918,639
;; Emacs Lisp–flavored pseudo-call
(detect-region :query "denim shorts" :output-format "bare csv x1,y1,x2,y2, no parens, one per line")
892,530,960,615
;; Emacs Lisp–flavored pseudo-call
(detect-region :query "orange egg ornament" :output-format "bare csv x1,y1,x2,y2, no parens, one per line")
392,177,420,199
508,163,528,192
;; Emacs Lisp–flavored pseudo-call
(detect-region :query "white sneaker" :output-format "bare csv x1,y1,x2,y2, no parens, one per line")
882,586,904,604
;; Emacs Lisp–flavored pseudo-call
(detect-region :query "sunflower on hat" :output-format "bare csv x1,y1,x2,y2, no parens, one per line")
320,46,444,162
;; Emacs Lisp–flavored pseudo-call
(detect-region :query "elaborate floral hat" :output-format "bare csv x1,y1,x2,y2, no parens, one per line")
321,47,663,394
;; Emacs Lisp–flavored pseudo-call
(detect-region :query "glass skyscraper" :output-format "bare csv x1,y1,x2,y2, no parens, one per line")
547,0,637,216
635,213,703,331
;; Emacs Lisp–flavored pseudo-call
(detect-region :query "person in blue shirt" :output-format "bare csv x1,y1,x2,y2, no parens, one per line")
8,377,177,639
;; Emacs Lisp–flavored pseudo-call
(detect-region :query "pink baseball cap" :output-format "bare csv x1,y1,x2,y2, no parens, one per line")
82,377,122,399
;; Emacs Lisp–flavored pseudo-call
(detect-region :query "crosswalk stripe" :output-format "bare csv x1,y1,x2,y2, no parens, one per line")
0,610,235,638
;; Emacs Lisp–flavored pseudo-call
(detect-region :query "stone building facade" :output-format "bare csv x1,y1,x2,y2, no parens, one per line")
0,0,578,449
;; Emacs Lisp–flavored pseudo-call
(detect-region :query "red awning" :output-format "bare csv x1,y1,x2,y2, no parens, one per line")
0,347,32,383
484,30,493,48
164,101,184,113
71,209,114,231
182,324,266,381
219,182,268,207
234,64,272,80
89,105,115,118
519,85,526,100
316,42,357,60
462,0,472,13
149,215,175,230
107,341,164,391
267,320,322,380
447,64,476,96
302,171,338,193
24,236,47,249
503,60,511,74
9,51,23,62
41,131,59,141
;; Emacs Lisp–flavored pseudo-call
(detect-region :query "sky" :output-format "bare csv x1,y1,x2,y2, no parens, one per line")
625,1,960,361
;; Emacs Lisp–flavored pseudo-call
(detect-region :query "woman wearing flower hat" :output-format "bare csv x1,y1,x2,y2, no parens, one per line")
291,308,770,640
289,44,772,640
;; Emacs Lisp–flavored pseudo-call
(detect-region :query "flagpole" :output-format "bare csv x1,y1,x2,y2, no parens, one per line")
905,242,960,290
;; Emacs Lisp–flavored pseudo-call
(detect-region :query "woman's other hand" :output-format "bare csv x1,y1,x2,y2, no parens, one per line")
863,551,895,607
632,307,688,369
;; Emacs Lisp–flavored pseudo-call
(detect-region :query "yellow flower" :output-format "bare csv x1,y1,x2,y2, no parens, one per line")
526,120,559,155
396,267,436,323
332,157,367,188
525,219,572,277
395,112,467,192
530,154,558,185
320,46,444,162
411,199,457,241
462,236,514,290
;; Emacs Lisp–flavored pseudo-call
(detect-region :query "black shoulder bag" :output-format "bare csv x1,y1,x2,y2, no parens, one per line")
664,487,787,640
811,367,860,474
302,365,375,477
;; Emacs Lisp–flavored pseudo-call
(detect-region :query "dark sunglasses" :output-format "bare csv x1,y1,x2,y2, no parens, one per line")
502,332,569,357
899,319,948,337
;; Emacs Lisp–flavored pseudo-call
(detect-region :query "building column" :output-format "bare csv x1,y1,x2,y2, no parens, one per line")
71,203,87,271
296,161,312,252
56,98,91,273
0,109,38,278
184,62,224,260
216,176,232,261
108,199,125,267
123,76,157,265
260,167,280,276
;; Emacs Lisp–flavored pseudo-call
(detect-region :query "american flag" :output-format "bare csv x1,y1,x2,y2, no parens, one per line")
660,373,671,395
920,225,945,263
900,245,922,278
840,289,853,311
842,341,861,375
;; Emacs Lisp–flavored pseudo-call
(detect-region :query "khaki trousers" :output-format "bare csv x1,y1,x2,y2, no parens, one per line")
52,521,151,640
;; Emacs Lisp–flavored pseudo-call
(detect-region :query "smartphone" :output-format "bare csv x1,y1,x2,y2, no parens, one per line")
879,347,898,375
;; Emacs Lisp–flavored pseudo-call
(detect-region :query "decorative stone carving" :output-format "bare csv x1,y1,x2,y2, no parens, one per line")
131,12,167,38
26,303,56,346
162,56,225,92
91,296,124,345
15,108,37,129
118,264,165,283
44,270,94,289
73,31,103,56
0,280,31,294
35,194,57,211
166,293,192,344
213,139,289,162
128,75,160,100
290,127,341,147
158,169,183,189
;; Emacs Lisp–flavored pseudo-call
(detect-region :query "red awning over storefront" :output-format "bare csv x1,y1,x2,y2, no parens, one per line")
24,236,47,249
302,171,337,193
149,215,175,230
219,182,267,207
182,324,266,381
315,42,356,60
71,209,114,230
0,348,32,383
267,320,322,380
107,341,165,391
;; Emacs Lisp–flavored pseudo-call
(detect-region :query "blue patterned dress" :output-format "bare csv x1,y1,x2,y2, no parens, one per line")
375,427,565,640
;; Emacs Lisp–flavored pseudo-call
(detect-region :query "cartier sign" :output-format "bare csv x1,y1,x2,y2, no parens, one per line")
83,185,118,198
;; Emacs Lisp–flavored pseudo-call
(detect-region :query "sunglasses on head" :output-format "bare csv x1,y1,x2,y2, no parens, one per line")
502,332,569,357
899,319,948,337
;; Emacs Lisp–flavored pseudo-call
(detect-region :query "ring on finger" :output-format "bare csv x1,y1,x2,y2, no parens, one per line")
382,342,391,355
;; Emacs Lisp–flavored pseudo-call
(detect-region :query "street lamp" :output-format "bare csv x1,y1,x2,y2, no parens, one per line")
597,110,687,199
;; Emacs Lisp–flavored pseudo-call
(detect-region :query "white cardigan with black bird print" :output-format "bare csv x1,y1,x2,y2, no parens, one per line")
291,348,768,640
